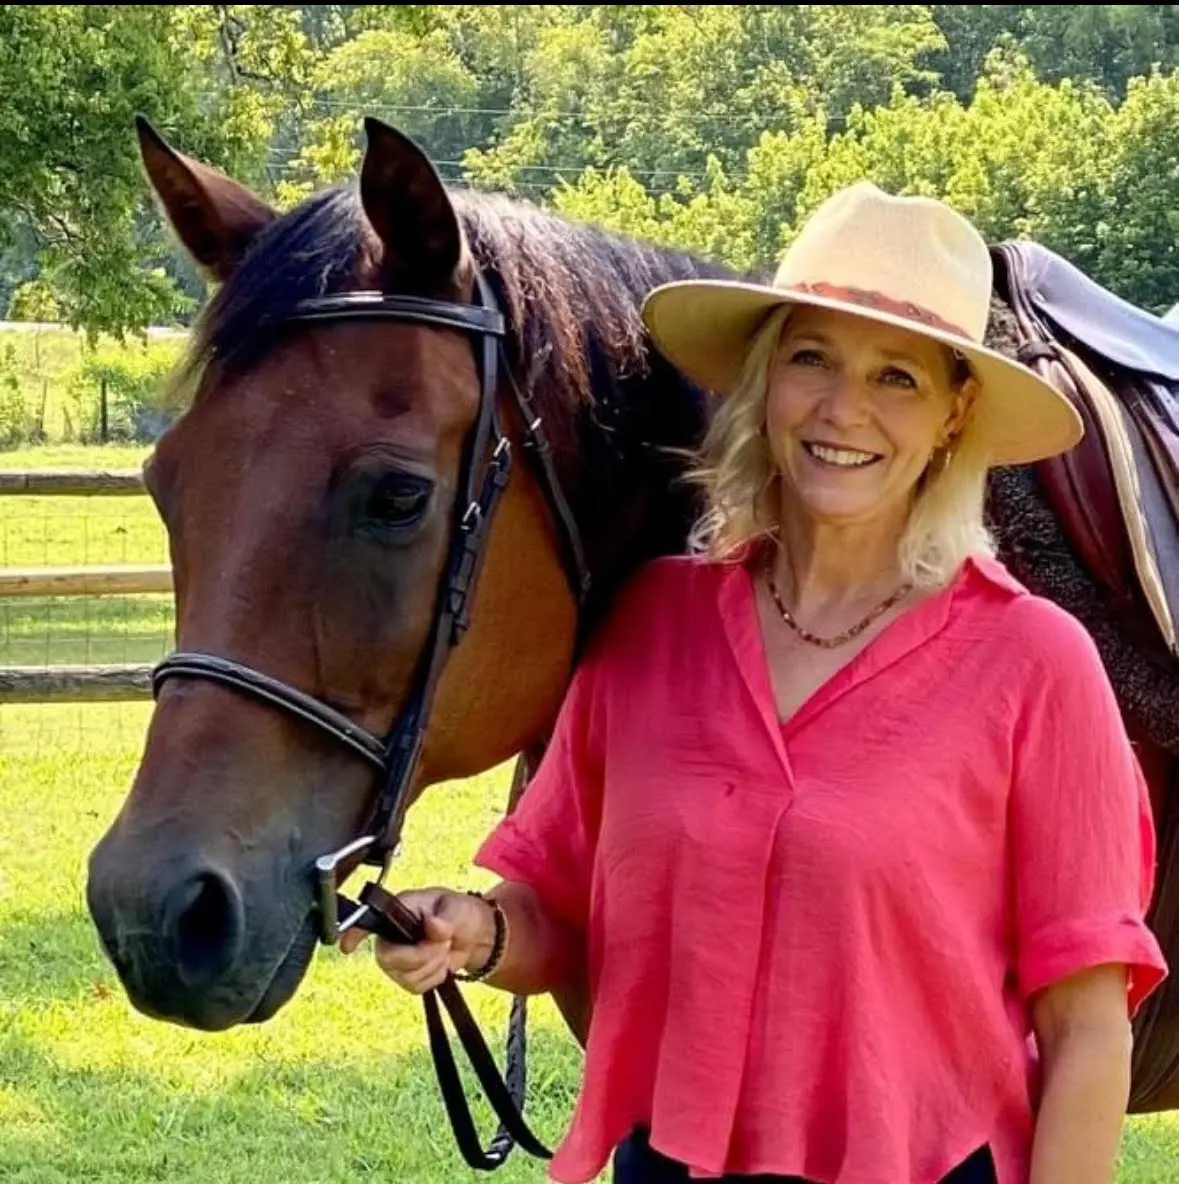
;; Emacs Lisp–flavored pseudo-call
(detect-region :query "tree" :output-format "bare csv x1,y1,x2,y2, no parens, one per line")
281,27,486,201
1097,69,1179,312
0,5,273,336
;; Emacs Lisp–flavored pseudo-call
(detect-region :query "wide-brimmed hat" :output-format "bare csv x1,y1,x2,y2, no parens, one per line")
640,181,1084,467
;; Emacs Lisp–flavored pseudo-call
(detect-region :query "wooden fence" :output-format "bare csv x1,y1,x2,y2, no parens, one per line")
0,469,168,704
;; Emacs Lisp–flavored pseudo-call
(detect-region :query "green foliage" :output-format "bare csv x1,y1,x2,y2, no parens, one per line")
1017,5,1179,99
62,336,186,444
1096,70,1179,314
0,343,39,447
282,26,485,201
6,278,60,323
0,6,272,337
550,52,1179,310
3,5,1179,328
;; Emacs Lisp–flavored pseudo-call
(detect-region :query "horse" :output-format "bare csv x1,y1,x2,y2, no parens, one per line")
85,116,1179,1155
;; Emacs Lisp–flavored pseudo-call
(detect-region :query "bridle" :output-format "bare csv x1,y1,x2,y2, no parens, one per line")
150,269,592,1170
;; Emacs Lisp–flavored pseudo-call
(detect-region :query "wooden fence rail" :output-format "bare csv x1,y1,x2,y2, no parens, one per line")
0,565,172,598
0,664,155,704
1,470,166,705
0,470,146,496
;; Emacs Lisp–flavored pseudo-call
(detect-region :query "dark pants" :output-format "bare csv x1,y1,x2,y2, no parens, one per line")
612,1127,997,1183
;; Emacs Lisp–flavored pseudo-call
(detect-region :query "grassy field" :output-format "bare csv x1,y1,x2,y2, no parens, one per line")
0,702,587,1184
1,445,1178,1182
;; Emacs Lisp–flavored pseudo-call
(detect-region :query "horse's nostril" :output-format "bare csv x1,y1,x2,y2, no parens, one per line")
163,870,245,988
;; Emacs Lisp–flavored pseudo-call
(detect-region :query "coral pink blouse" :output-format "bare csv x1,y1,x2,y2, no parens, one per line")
473,552,1167,1184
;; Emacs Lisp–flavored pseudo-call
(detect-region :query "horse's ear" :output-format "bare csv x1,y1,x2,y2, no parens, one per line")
136,116,277,282
359,117,463,288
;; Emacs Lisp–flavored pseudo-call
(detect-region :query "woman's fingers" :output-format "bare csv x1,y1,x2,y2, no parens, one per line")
376,937,452,994
334,887,486,993
338,927,368,955
422,913,456,943
373,933,448,976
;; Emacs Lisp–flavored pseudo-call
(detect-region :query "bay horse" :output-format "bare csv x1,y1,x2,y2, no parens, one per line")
86,116,1179,1159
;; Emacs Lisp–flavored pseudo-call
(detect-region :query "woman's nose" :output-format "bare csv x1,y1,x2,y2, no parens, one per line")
817,374,871,424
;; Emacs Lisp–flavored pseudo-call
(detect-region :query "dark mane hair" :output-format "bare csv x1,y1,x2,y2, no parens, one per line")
170,180,744,605
184,182,735,403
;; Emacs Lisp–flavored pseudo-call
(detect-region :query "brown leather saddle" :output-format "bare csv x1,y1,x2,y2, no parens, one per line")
991,240,1179,659
993,241,1179,1114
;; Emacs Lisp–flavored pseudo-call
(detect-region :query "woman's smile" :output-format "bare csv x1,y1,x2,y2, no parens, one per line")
800,440,885,470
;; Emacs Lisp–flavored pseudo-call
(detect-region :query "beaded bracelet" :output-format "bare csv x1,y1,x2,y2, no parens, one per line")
455,890,508,983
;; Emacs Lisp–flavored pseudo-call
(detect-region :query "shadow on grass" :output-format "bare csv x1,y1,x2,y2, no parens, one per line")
0,1024,589,1184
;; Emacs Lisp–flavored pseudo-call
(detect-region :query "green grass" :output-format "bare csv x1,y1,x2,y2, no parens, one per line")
0,597,173,665
1,444,1178,1182
0,704,589,1184
0,443,155,472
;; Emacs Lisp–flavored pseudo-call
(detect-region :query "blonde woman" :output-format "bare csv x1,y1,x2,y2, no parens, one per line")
343,183,1167,1184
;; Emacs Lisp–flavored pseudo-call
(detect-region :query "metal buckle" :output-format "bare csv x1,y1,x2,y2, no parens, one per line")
314,833,401,944
460,501,482,533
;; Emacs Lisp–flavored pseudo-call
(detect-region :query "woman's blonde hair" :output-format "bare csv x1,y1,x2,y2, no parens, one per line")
685,306,996,590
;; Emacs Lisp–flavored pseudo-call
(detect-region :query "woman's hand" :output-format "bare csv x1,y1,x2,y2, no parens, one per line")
339,888,497,994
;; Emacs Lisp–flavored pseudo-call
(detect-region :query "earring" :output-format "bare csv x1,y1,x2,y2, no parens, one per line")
930,443,954,479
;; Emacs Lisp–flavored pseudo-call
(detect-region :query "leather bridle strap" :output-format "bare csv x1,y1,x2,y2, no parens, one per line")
354,882,553,1164
353,270,514,856
149,652,388,769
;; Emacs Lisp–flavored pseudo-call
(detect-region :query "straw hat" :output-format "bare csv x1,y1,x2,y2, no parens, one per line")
640,182,1084,467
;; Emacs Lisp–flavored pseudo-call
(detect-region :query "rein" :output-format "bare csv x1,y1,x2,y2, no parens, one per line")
150,269,591,1170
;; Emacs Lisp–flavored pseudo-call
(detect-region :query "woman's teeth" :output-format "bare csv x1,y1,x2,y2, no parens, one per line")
804,442,881,468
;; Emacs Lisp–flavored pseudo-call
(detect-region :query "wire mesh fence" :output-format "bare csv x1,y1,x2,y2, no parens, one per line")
0,470,173,753
0,491,173,662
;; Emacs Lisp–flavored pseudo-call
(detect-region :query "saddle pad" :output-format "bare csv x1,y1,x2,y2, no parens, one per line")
1013,241,1179,381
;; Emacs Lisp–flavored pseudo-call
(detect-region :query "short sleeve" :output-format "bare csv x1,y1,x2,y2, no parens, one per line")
472,644,607,932
1009,603,1168,1016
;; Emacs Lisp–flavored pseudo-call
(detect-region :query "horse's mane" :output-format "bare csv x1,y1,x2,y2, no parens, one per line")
182,182,735,407
451,187,734,407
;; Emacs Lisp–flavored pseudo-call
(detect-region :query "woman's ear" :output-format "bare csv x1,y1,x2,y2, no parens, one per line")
941,374,980,447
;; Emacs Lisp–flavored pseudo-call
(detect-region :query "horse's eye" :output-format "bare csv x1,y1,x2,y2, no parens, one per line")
365,473,433,530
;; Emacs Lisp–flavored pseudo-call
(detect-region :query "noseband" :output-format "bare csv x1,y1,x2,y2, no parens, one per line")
150,270,591,1170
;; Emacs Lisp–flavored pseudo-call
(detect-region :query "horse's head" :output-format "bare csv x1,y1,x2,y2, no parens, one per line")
85,118,579,1031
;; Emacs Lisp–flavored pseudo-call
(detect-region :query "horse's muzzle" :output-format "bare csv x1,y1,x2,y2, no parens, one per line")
85,836,316,1032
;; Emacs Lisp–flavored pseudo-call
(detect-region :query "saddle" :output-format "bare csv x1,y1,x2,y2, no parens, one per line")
991,240,1179,657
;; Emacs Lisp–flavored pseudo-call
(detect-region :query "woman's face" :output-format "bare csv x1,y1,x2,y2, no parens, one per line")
765,305,976,531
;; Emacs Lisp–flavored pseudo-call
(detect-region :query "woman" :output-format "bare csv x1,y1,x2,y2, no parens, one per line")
341,182,1168,1183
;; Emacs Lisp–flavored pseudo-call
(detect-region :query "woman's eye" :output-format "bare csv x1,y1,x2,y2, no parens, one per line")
880,366,917,389
365,474,433,529
789,348,826,367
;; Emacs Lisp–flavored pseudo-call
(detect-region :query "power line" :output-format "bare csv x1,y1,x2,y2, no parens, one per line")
190,89,847,133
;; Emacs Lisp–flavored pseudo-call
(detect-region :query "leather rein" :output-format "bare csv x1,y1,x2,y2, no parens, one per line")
150,269,591,1170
